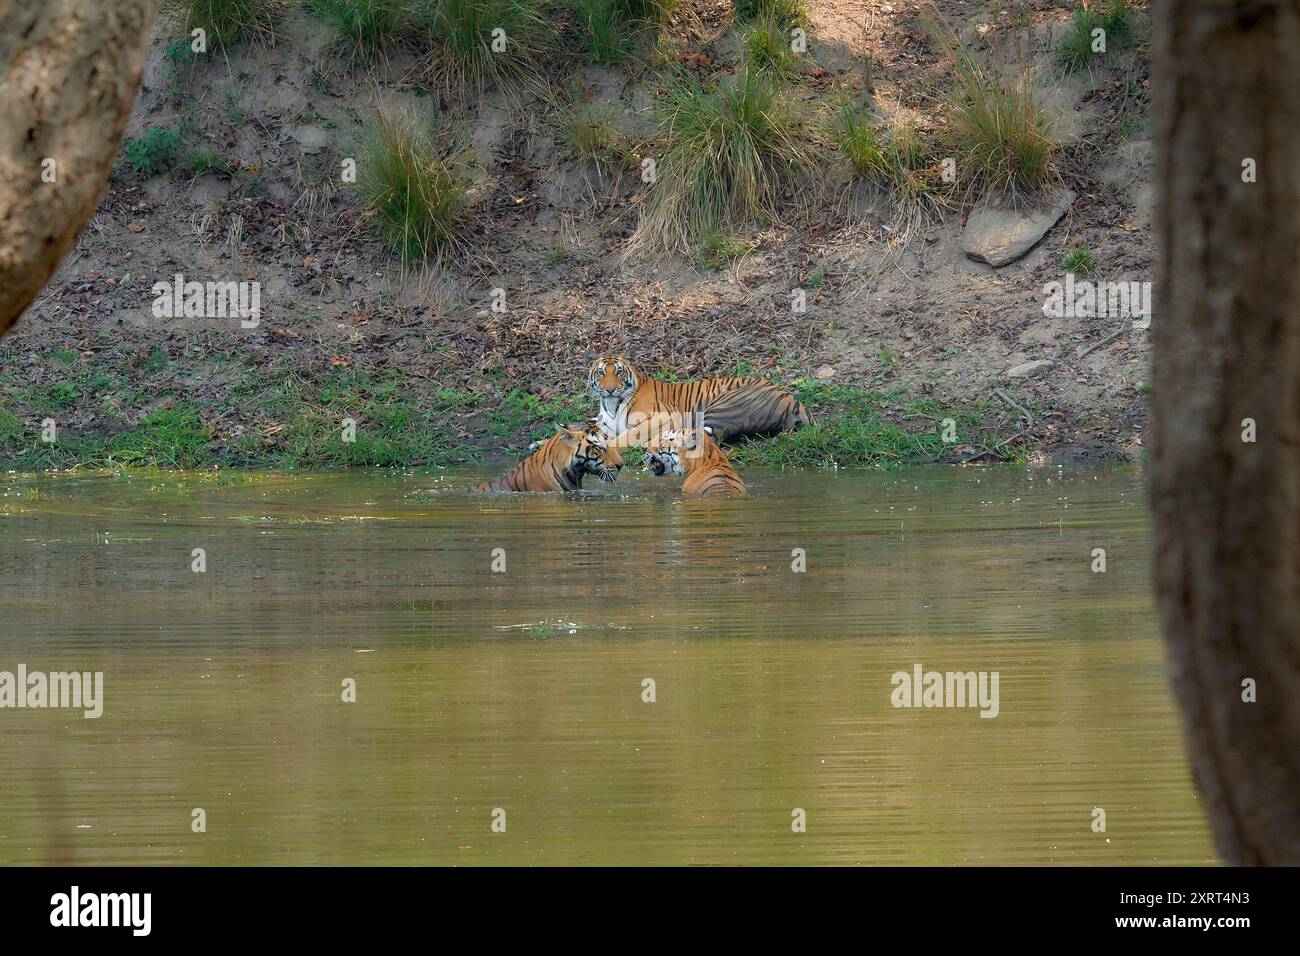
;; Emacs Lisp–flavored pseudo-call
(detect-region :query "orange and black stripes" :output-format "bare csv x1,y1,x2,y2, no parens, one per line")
645,429,748,497
474,425,623,493
587,355,763,445
698,381,814,443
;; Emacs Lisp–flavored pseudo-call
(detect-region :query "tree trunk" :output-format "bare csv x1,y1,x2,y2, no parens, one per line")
0,0,156,340
1151,0,1300,864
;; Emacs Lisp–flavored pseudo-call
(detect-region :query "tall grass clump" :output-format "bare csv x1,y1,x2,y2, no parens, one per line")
945,45,1056,200
309,0,413,56
571,0,679,65
572,0,631,63
358,108,473,261
414,0,552,94
832,105,939,206
732,0,805,25
742,11,799,76
629,67,812,256
621,0,677,19
165,0,280,48
1057,0,1135,72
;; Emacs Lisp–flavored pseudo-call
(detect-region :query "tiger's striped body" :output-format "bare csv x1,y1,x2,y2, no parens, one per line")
474,424,623,493
699,381,814,444
645,428,747,497
588,356,762,447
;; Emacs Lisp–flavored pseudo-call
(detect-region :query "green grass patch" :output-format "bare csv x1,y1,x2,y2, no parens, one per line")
109,405,215,469
123,126,184,176
485,389,588,440
0,403,214,471
1061,246,1096,275
357,107,473,261
570,0,679,65
1058,0,1135,72
741,11,800,76
832,105,943,208
184,147,222,175
630,66,812,255
733,0,805,25
164,0,280,49
572,0,631,63
725,380,995,467
309,0,414,57
415,0,552,95
695,229,753,269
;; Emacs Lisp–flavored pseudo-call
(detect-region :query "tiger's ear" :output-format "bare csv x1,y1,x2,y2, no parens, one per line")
555,423,578,445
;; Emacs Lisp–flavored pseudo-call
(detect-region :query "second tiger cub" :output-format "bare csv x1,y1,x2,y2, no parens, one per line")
644,428,747,497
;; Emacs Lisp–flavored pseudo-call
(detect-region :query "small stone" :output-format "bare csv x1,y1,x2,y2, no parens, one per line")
814,365,835,380
127,222,144,233
1005,360,1054,380
291,124,330,155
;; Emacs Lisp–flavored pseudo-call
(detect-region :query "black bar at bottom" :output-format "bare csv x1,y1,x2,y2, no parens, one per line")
0,866,1280,941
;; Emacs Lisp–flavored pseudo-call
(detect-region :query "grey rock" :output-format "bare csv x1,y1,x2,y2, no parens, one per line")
1005,359,1055,380
962,190,1076,267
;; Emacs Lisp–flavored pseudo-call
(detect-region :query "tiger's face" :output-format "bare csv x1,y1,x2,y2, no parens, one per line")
587,356,638,419
644,428,700,477
559,423,624,484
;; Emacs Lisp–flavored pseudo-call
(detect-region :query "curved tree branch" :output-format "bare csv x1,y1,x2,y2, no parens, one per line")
0,0,156,339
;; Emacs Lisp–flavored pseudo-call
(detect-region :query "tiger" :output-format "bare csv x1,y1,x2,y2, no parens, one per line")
587,355,763,447
644,428,748,497
697,380,814,444
473,423,623,493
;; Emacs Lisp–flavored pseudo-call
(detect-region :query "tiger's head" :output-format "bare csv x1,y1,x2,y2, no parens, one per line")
644,428,702,477
587,355,639,421
555,422,624,484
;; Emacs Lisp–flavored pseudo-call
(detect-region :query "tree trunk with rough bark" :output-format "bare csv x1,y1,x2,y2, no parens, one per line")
0,0,156,339
1151,0,1300,864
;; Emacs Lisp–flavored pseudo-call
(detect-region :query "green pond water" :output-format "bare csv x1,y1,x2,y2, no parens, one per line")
0,463,1214,865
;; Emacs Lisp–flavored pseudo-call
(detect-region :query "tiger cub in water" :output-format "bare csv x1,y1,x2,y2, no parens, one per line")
474,424,623,493
644,428,747,497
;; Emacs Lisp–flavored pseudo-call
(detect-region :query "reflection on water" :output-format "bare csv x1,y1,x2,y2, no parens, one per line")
0,464,1213,865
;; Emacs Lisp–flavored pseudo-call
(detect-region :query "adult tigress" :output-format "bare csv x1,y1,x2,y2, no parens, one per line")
473,424,623,493
644,428,747,497
697,380,815,444
587,355,762,446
